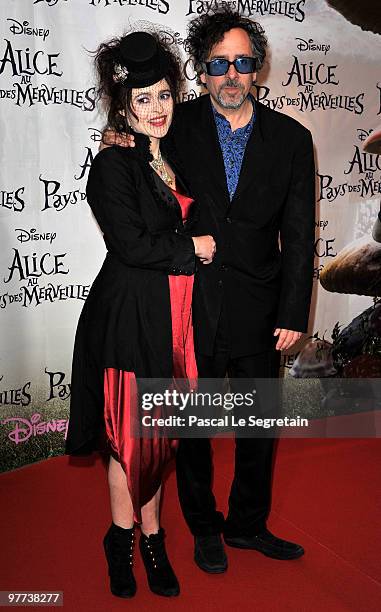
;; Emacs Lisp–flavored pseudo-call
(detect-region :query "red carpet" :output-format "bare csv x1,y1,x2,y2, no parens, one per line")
1,438,380,611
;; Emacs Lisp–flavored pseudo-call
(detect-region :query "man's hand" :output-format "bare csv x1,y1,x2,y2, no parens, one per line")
273,328,302,351
99,129,135,151
192,235,216,264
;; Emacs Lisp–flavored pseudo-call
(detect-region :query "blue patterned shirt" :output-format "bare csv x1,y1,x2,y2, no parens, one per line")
212,96,255,200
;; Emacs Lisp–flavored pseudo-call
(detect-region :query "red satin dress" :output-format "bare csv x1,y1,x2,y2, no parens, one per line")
103,188,197,522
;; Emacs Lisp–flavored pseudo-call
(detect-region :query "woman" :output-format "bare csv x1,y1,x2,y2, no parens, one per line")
65,31,215,598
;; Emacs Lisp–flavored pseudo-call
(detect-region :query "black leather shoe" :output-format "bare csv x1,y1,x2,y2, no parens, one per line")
224,529,304,560
194,534,228,573
139,528,180,597
103,523,137,598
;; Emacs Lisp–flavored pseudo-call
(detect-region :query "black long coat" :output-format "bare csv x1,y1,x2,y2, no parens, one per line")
168,95,316,357
65,133,197,455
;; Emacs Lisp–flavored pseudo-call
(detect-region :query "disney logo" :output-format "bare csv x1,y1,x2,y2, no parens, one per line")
179,89,202,103
88,127,102,142
160,30,186,48
357,128,373,142
296,38,331,55
1,412,68,444
15,228,57,244
7,19,50,41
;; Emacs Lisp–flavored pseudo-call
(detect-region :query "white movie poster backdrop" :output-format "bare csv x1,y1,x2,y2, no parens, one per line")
1,0,380,470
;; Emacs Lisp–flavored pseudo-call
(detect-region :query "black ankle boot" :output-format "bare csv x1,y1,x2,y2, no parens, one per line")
103,523,137,598
139,528,179,597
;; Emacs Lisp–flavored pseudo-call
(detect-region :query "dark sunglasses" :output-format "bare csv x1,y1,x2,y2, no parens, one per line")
202,57,257,76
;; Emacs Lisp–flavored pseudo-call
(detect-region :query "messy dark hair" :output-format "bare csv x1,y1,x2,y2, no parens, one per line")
94,31,184,133
185,6,267,84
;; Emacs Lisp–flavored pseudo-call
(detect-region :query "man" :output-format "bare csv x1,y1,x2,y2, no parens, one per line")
171,8,315,573
105,8,315,574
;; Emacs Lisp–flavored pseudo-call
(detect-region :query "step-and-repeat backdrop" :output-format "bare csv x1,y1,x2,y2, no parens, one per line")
1,0,380,470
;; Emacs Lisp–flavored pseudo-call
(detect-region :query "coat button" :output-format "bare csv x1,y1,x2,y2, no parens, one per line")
226,217,232,223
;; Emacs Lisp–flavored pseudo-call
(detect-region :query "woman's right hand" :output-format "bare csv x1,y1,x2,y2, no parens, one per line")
192,235,216,264
100,129,136,151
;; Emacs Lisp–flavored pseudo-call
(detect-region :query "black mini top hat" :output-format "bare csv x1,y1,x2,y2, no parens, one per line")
113,32,170,88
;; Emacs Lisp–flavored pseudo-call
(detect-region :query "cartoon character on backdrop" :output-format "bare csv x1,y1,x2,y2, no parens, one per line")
326,0,381,36
289,0,381,382
291,131,381,381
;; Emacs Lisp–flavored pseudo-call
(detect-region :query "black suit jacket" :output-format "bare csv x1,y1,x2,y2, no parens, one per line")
66,134,198,454
167,94,316,357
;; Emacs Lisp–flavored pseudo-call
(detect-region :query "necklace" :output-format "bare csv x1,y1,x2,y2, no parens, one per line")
150,149,174,187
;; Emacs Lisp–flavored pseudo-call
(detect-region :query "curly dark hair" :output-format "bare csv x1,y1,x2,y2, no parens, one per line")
185,6,267,84
94,31,184,133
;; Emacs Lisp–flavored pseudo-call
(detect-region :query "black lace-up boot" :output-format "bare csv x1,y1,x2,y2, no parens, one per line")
103,523,137,598
139,528,179,597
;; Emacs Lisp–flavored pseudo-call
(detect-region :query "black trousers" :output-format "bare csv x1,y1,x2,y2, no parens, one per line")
176,307,281,537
